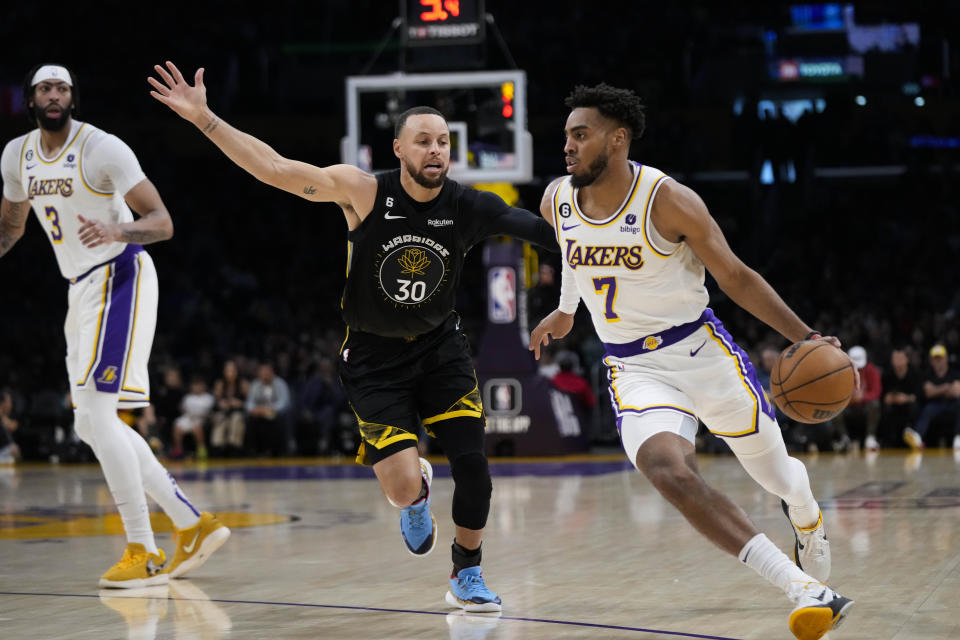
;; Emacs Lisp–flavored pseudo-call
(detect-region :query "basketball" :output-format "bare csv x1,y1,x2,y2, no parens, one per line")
769,341,856,423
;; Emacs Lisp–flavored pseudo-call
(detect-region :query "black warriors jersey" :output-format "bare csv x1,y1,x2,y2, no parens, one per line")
341,170,494,338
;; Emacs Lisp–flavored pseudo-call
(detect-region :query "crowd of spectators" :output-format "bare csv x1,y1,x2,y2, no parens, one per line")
0,2,957,461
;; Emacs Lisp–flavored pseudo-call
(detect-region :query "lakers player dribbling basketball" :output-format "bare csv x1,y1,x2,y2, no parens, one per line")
0,64,229,588
530,84,854,640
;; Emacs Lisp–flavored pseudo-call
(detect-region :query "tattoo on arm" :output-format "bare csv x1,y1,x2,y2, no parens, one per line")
119,228,163,243
303,185,317,195
118,209,172,245
0,201,28,257
203,117,219,134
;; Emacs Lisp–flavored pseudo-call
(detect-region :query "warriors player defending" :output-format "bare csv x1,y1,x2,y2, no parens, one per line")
149,61,559,611
530,84,853,640
0,64,229,588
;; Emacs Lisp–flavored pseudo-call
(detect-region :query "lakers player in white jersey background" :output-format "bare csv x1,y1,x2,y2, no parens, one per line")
0,64,229,588
530,84,854,640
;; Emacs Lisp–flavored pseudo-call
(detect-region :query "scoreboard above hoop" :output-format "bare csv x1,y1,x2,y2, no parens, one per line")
403,0,486,46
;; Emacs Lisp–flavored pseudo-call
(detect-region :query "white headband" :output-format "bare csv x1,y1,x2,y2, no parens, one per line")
31,65,73,87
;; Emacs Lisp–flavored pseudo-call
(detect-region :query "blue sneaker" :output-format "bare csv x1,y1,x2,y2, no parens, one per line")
445,566,502,612
400,458,437,556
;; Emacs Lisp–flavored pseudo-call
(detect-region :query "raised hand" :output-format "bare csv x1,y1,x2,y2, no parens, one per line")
148,61,208,126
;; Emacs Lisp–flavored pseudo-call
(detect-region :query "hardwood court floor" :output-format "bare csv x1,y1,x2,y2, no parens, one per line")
1,449,958,639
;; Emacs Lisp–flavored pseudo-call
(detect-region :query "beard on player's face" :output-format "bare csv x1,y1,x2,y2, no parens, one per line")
32,100,72,132
570,148,610,188
403,155,448,189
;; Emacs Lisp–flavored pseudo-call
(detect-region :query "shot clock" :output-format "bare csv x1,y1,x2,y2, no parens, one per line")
403,0,486,46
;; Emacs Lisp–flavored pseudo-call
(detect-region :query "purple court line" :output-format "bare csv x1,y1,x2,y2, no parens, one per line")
0,591,744,639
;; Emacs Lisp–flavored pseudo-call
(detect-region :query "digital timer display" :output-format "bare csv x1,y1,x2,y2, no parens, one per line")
403,0,486,46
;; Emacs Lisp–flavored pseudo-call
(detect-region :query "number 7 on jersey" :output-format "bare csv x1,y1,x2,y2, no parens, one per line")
592,276,620,322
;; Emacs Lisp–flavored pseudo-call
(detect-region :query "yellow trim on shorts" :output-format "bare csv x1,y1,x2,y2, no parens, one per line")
421,384,483,425
374,432,418,448
605,357,696,416
422,409,483,425
78,265,112,385
702,324,760,437
120,254,145,394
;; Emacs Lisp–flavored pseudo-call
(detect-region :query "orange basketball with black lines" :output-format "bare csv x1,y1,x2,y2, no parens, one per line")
769,341,855,424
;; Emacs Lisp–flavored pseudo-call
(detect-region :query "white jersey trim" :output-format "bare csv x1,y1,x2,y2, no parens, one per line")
642,175,678,258
571,162,643,226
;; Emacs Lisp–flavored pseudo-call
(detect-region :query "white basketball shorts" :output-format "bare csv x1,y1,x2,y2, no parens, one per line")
65,245,157,409
605,309,784,458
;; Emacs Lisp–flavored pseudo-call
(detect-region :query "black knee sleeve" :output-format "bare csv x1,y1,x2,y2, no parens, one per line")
449,451,492,530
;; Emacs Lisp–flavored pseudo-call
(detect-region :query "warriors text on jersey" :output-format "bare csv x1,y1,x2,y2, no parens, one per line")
0,120,146,280
340,169,557,339
552,162,708,343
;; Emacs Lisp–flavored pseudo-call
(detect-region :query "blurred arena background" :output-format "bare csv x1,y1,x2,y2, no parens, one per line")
0,0,958,461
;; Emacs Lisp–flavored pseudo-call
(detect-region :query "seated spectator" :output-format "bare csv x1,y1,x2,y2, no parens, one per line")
211,360,249,457
880,348,920,448
297,357,346,455
245,363,291,457
904,344,960,450
537,345,560,379
551,350,596,411
834,346,882,451
0,389,21,463
152,366,185,450
172,378,215,460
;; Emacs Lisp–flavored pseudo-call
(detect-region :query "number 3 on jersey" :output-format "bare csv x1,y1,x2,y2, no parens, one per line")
44,206,64,243
592,276,620,322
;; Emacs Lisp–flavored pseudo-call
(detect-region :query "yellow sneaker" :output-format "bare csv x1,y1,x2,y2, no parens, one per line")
164,511,231,578
99,543,169,588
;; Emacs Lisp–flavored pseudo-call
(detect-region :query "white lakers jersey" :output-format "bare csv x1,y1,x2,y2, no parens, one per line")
552,162,708,343
0,120,146,280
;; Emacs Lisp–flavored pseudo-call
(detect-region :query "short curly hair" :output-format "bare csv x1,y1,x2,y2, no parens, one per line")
564,83,645,140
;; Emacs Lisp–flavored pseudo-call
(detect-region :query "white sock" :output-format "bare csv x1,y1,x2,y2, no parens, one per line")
122,427,201,530
739,533,815,601
75,391,157,554
785,493,821,531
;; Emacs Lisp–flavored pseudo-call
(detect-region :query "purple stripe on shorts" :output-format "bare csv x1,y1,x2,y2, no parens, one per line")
91,249,142,394
702,309,775,430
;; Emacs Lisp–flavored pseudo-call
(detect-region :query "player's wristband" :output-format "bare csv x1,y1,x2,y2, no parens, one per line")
804,330,822,341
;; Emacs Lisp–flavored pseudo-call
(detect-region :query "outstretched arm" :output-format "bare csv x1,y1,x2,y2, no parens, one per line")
0,197,28,258
148,61,374,213
651,180,833,346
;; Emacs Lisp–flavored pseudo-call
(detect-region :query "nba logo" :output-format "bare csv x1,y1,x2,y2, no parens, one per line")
488,267,516,324
494,384,514,411
483,378,522,415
